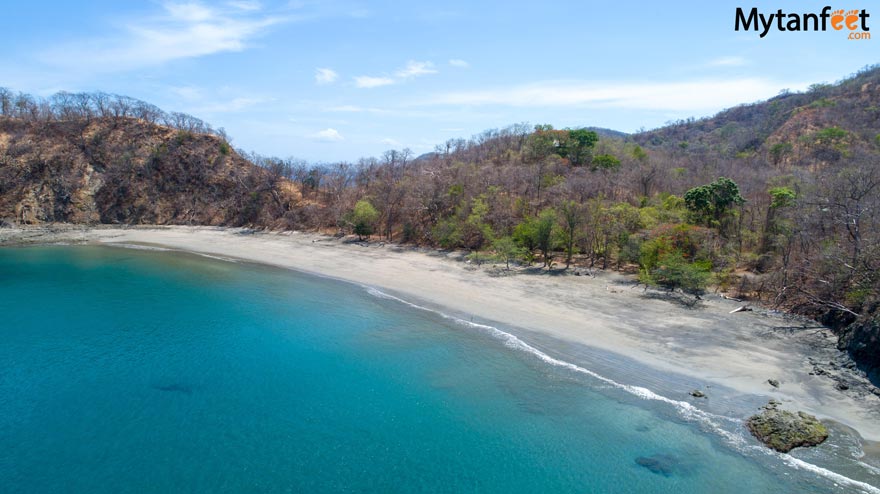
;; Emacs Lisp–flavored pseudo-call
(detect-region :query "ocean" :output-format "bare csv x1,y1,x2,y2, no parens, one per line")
0,245,877,493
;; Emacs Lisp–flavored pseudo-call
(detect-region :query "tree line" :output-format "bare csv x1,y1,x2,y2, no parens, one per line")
0,88,224,138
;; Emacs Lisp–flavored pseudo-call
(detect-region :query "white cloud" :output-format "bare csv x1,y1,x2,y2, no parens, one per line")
448,59,469,68
354,76,395,88
395,60,437,78
707,56,749,67
426,78,807,112
309,128,344,141
165,3,215,22
315,67,338,84
353,60,438,89
226,0,262,11
41,2,282,72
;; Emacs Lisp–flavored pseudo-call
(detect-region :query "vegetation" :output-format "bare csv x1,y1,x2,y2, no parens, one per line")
345,200,379,240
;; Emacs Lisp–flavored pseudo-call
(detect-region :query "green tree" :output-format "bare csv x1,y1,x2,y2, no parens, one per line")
348,200,379,240
535,208,557,269
492,236,524,270
591,153,621,171
683,177,745,230
761,186,797,254
459,195,494,250
631,145,648,162
513,209,557,268
513,217,539,265
566,128,599,166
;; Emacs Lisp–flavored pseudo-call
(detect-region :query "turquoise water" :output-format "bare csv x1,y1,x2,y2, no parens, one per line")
0,246,869,493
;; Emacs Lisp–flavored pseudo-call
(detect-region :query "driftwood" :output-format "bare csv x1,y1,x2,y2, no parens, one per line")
730,305,753,314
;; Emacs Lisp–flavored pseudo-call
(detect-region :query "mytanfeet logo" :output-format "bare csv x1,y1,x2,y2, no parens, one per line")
736,6,870,39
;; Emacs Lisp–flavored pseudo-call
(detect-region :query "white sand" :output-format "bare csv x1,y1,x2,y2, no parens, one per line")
5,225,880,441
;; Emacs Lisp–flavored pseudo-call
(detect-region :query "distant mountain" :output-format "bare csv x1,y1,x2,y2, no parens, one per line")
633,65,880,165
584,126,628,139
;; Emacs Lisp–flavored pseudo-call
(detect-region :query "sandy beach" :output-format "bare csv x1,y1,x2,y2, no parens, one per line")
3,224,879,444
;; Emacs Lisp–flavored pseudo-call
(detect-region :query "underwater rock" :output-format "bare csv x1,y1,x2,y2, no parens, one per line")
635,454,679,477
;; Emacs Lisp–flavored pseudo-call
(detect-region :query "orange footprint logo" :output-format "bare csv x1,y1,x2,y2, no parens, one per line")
831,9,846,30
844,9,861,30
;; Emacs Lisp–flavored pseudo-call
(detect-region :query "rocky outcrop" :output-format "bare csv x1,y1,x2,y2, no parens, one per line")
746,402,829,453
837,317,880,382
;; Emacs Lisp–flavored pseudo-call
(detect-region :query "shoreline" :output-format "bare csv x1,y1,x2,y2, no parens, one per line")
3,225,879,444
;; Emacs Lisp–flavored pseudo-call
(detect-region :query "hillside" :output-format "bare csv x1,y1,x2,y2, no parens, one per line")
0,92,299,228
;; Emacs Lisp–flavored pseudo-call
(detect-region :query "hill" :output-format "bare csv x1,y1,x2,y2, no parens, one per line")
0,91,299,228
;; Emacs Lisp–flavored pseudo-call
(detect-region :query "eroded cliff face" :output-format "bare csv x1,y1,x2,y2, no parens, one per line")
0,117,298,227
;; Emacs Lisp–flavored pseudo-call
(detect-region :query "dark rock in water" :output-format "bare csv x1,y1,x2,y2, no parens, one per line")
767,379,780,388
836,382,850,391
153,383,193,395
689,390,706,398
635,454,678,476
746,402,828,453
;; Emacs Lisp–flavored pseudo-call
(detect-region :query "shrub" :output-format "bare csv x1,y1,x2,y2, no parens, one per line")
640,250,711,296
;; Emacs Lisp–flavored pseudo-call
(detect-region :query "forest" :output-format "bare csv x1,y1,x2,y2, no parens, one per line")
1,65,878,376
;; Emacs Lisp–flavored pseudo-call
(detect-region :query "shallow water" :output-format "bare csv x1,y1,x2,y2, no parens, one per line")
0,246,874,493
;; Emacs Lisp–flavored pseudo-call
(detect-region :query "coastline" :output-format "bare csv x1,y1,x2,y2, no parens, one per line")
3,225,879,445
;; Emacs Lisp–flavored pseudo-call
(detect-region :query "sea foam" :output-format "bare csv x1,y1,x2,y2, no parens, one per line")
365,286,880,494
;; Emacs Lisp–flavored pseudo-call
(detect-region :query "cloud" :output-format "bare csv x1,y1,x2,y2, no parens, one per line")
315,67,338,84
425,78,806,112
448,59,469,68
309,128,344,141
380,138,402,147
353,60,438,89
707,56,749,67
41,2,283,72
226,0,262,11
395,60,437,78
354,76,395,88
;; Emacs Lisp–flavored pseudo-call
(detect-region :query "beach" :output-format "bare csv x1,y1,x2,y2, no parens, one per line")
3,224,879,445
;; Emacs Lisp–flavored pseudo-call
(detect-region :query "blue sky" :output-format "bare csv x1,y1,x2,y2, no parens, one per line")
0,1,876,161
